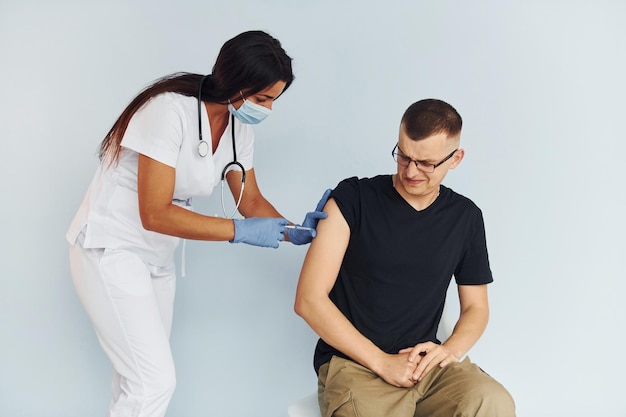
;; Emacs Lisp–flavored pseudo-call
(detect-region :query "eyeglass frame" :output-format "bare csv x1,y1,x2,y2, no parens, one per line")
391,143,458,173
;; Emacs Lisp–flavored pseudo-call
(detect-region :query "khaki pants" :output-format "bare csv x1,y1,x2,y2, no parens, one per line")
318,356,515,417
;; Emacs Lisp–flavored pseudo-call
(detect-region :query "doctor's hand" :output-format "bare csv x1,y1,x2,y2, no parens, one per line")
230,218,289,248
287,188,332,245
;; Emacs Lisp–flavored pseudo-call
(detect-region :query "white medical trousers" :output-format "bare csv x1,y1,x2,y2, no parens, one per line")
69,238,177,417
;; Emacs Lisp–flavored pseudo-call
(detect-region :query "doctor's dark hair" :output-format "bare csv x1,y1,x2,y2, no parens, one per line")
400,99,462,140
98,30,294,165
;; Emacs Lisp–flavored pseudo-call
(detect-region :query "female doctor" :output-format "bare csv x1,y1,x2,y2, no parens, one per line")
66,30,329,417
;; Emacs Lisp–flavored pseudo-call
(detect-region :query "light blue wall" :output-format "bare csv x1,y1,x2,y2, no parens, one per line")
1,1,625,416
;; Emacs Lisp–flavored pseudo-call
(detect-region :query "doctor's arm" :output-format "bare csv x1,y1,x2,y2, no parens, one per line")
137,154,238,240
227,169,331,245
225,168,283,218
294,198,418,388
138,155,286,248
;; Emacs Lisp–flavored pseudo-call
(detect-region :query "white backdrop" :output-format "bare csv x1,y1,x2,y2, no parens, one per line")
1,1,625,416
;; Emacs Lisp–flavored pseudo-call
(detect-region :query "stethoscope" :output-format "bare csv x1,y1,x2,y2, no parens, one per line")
197,76,246,218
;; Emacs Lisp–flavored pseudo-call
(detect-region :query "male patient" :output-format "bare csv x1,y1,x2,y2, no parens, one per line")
294,99,515,417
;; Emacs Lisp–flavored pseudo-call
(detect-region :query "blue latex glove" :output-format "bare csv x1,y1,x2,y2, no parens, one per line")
288,188,332,245
230,218,289,248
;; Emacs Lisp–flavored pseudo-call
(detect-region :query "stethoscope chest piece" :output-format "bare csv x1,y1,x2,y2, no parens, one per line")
198,140,209,158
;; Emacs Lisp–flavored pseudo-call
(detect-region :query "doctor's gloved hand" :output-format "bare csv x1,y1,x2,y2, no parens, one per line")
230,218,289,248
287,188,332,245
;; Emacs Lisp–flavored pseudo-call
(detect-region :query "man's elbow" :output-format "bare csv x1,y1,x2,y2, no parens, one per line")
293,294,306,318
294,292,315,320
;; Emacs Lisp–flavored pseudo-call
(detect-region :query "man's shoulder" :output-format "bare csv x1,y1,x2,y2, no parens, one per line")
335,174,389,188
441,185,478,205
440,185,483,216
331,176,390,215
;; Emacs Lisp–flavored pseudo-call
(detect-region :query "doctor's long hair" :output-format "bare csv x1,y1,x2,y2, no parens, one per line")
98,30,294,166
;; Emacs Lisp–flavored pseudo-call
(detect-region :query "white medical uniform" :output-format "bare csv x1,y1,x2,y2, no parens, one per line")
67,92,254,417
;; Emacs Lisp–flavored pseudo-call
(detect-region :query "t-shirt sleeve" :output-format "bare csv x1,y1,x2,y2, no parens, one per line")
330,177,360,231
454,207,494,285
121,94,184,168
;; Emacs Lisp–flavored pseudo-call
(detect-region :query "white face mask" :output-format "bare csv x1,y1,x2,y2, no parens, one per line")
228,94,272,124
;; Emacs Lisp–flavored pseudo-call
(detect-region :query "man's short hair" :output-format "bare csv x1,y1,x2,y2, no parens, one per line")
401,99,462,140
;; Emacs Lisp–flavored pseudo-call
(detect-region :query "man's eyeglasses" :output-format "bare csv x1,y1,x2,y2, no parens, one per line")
391,144,458,173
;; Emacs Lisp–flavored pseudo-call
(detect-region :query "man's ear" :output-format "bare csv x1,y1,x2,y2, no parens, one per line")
449,148,465,169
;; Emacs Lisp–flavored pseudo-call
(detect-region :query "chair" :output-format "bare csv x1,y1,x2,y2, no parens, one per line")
287,391,321,417
288,302,456,417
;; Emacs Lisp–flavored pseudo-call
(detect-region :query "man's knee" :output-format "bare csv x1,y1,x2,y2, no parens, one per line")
468,379,516,417
323,390,357,417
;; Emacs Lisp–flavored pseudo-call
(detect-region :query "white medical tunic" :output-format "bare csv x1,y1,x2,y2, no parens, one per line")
66,92,254,266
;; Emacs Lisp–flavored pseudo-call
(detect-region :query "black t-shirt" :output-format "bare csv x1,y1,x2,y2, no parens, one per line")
313,175,493,373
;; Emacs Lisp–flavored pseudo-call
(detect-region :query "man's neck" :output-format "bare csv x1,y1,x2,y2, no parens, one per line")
391,174,440,211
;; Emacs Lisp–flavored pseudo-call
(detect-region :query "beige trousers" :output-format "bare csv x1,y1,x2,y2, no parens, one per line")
318,356,515,417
